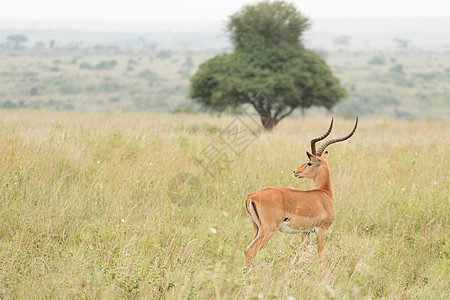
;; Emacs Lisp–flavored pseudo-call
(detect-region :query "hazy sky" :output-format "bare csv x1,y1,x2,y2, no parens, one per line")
2,0,449,20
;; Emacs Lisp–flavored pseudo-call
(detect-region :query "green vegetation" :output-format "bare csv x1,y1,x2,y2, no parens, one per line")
6,34,28,49
328,51,450,120
0,47,221,112
94,60,117,70
190,1,346,131
0,46,448,120
0,112,448,298
367,56,386,66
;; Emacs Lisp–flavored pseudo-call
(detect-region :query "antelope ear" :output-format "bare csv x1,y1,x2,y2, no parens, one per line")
322,151,329,160
306,151,320,162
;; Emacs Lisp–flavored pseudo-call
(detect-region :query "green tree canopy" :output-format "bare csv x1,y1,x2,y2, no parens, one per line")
189,1,347,131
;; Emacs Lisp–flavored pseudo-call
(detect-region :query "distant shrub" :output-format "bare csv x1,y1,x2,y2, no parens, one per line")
177,69,190,79
392,76,414,87
414,72,438,81
138,69,164,86
63,103,75,110
49,66,60,72
30,87,39,96
94,60,117,70
444,68,450,77
60,84,82,95
347,84,356,91
85,83,120,93
156,50,171,59
79,62,93,69
368,56,386,65
128,59,138,65
312,49,328,59
1,101,17,108
138,69,156,78
93,45,119,52
395,109,416,121
182,57,194,69
389,64,405,75
171,105,198,115
69,57,79,64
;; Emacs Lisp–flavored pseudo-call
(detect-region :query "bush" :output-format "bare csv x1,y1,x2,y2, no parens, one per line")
1,101,17,108
177,69,190,79
79,62,93,69
392,76,414,87
313,49,329,59
368,56,386,65
63,103,75,110
30,87,39,96
389,64,405,75
60,84,82,95
94,60,117,70
156,50,171,59
414,72,438,81
138,69,164,86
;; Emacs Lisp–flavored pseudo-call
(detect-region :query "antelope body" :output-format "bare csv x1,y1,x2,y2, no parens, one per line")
244,118,358,268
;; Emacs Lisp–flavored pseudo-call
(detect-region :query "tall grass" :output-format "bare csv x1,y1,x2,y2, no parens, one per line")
0,111,448,298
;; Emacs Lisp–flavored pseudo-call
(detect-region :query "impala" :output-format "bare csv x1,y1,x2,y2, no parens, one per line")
244,118,358,269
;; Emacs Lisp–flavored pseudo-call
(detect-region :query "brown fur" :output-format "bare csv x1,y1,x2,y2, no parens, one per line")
244,152,334,269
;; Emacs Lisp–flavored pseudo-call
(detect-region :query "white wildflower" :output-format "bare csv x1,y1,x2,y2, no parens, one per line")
355,261,370,273
209,228,217,234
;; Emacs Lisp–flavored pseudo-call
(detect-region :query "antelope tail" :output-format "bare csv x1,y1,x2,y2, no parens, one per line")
246,196,261,229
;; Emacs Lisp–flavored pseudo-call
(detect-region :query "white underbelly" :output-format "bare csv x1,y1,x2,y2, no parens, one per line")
278,223,303,234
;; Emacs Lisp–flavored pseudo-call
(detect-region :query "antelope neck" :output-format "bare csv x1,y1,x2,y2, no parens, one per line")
314,168,333,196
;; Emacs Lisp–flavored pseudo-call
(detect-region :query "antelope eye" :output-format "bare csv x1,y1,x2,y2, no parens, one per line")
307,162,312,166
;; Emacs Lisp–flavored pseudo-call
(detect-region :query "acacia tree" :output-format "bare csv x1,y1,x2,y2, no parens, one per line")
189,1,346,131
6,34,28,49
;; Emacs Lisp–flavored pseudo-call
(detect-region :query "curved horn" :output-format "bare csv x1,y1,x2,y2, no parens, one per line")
310,117,334,155
316,117,358,156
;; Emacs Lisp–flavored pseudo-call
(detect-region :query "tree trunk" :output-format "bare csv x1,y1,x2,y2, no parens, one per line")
248,96,296,131
261,116,279,131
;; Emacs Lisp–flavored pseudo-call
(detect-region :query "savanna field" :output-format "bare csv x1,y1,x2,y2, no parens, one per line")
0,111,448,298
0,110,450,299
